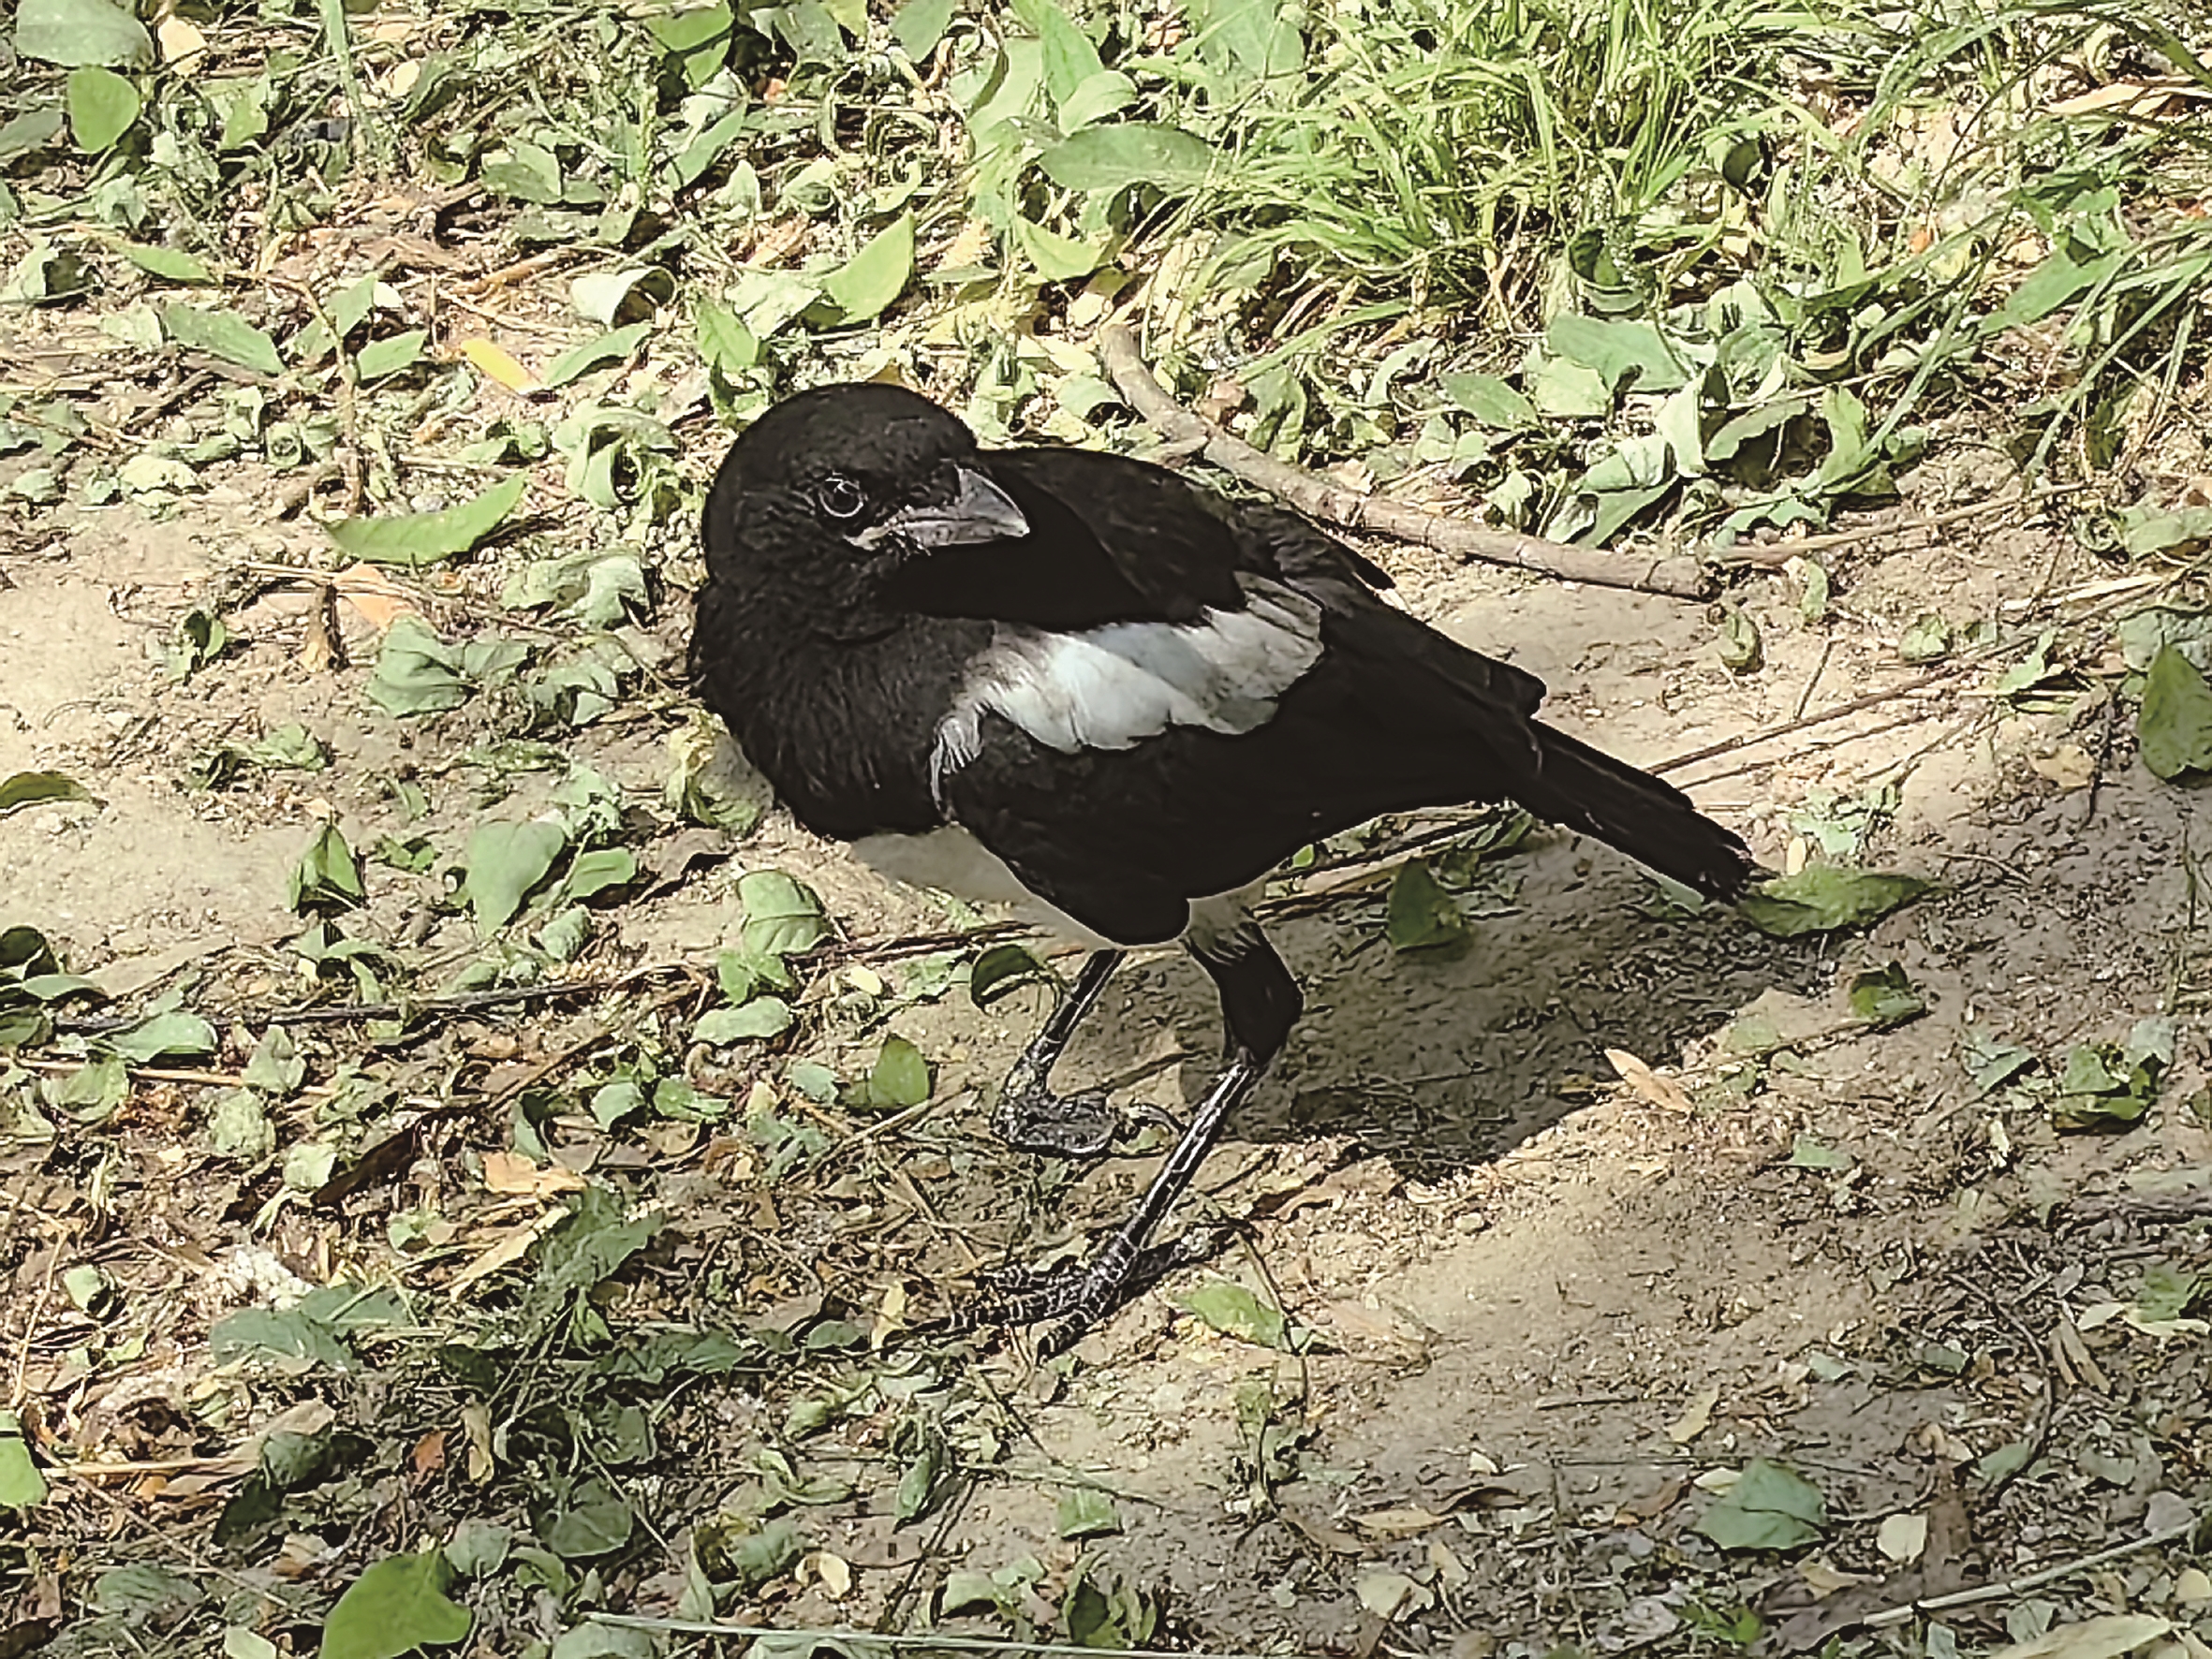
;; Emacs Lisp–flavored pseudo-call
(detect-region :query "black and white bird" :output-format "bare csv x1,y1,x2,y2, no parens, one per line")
690,380,1756,1347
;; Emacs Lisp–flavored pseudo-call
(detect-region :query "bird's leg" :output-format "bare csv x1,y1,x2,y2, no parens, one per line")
991,948,1132,1156
1013,1051,1267,1353
966,918,1303,1352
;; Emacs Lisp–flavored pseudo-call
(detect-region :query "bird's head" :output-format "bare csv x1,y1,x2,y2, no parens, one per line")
700,382,1030,636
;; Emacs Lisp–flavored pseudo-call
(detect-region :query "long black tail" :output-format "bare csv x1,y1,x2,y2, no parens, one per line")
1513,724,1757,903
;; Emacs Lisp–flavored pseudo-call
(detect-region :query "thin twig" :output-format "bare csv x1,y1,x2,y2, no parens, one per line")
585,1613,1284,1659
10,1056,335,1097
1098,323,1710,599
1864,1516,2198,1626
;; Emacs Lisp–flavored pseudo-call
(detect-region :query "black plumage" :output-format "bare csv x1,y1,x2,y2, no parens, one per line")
691,380,1755,1347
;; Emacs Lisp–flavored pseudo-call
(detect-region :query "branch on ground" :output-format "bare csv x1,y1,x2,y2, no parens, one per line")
1097,322,1710,600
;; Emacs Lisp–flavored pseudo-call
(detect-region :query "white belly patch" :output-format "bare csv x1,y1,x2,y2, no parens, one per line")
931,575,1321,794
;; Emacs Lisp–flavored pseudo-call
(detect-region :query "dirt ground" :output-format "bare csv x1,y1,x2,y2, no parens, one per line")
4,471,2209,1654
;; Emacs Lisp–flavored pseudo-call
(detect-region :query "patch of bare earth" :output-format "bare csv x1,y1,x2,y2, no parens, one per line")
4,478,2208,1654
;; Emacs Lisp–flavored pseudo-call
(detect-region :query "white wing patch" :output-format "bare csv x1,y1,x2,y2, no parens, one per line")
933,576,1321,794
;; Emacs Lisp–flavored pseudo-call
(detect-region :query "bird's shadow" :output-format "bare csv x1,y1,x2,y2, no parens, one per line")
1084,834,1829,1182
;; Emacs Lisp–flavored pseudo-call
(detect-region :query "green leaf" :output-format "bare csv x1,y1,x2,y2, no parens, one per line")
47,1054,125,1123
542,1486,633,1559
119,242,214,284
866,1035,931,1109
365,618,470,715
1187,0,1304,81
0,1412,47,1509
1056,68,1137,130
542,321,652,390
1040,123,1215,193
970,943,1051,1007
66,65,138,152
894,1436,943,1523
738,870,830,957
813,213,914,326
1695,1458,1826,1551
287,822,364,914
0,110,66,164
243,1024,304,1094
1786,1134,1851,1170
560,847,637,903
692,998,793,1044
890,0,953,59
1056,1486,1121,1540
1439,372,1537,430
208,1088,274,1159
1013,215,1111,282
109,1010,217,1063
463,818,568,931
327,475,527,568
14,0,154,67
1899,613,1952,663
354,329,426,380
0,771,95,815
162,304,283,375
320,1551,471,1659
2138,645,2212,780
1718,604,1762,672
1847,962,1924,1031
1385,859,1465,951
1544,315,1688,393
1739,867,1929,938
694,300,759,376
1010,0,1103,108
1179,1280,1288,1348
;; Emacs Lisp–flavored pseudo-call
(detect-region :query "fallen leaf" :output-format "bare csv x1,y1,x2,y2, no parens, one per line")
1875,1510,1927,1562
1987,1615,2173,1659
1354,1569,1427,1621
481,1150,585,1197
2030,742,2096,788
447,1211,565,1297
155,12,206,64
459,337,540,393
332,562,420,633
1608,1048,1694,1113
1351,1505,1446,1539
1666,1385,1720,1443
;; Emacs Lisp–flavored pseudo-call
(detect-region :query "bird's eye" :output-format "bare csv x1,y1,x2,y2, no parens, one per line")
814,474,868,522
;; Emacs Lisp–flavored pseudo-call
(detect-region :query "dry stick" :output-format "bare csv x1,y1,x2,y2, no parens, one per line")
1096,323,1710,599
1863,1516,2198,1628
584,1615,1282,1659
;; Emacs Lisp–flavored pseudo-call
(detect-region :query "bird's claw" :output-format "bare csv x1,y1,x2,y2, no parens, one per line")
955,1232,1219,1356
991,1090,1184,1158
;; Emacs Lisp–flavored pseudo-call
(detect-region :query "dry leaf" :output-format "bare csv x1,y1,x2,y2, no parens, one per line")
1666,1385,1720,1444
1876,1511,1927,1562
1797,1558,1877,1598
1608,1048,1695,1112
1352,1505,1447,1539
412,1430,447,1475
1988,1616,2173,1659
155,13,207,65
333,562,419,633
462,1402,494,1482
482,1150,585,1197
458,337,541,394
447,1210,565,1297
2031,743,2096,789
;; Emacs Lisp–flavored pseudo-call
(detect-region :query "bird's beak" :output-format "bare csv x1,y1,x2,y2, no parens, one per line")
865,466,1029,549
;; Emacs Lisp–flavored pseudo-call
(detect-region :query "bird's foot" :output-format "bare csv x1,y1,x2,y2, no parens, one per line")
958,1232,1219,1357
991,1086,1183,1159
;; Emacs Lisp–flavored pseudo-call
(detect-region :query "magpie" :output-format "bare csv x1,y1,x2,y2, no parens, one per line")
690,380,1756,1349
